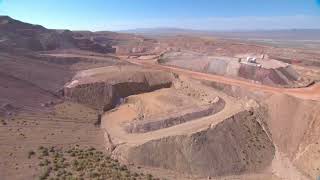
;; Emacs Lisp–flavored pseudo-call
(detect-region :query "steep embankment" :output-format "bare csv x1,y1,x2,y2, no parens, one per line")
126,110,275,177
64,65,174,110
265,94,320,179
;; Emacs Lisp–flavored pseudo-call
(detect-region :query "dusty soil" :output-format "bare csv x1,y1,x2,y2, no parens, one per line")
2,16,320,180
101,78,240,145
0,102,104,180
100,77,275,178
0,52,125,113
43,51,320,179
39,49,320,180
265,94,320,179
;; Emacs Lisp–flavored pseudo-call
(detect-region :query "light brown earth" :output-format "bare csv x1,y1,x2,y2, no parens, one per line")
2,16,320,180
0,102,104,179
102,78,239,146
63,65,174,111
101,77,276,178
39,45,320,180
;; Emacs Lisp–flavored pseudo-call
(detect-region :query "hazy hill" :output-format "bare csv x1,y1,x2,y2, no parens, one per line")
123,28,320,41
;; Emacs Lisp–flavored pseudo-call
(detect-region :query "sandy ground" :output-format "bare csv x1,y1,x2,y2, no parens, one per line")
27,52,320,180
0,102,105,180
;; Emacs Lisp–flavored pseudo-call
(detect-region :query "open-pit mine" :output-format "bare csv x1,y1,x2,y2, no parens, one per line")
1,16,320,180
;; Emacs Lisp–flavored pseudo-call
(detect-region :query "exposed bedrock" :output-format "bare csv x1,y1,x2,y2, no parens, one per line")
64,66,174,110
125,110,275,177
125,98,225,133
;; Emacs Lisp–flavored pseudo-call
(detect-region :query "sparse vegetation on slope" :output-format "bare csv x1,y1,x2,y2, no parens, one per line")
28,145,159,180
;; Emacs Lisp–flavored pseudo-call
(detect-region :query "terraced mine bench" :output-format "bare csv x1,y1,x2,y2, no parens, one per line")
124,97,225,133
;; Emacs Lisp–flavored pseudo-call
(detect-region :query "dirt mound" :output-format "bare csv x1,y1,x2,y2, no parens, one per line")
64,65,174,110
126,110,275,177
265,94,320,179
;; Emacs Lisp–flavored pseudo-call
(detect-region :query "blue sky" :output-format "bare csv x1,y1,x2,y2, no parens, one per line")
0,0,320,31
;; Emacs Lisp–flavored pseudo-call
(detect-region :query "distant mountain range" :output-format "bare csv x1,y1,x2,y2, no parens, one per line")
121,28,320,41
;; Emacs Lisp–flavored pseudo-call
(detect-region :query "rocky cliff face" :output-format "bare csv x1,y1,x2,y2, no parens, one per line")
64,66,174,110
125,110,275,177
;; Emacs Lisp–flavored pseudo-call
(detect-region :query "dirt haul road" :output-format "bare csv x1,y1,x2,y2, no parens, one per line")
130,59,320,101
45,53,320,101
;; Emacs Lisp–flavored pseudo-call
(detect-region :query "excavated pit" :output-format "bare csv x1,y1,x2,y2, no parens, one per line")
158,51,308,87
63,65,174,111
62,62,320,179
99,77,277,178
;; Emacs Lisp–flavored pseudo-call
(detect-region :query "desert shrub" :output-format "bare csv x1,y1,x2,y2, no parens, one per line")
119,165,128,171
133,172,139,177
89,171,100,178
49,146,55,153
33,145,158,180
39,166,52,180
28,150,35,159
39,148,49,157
147,174,153,180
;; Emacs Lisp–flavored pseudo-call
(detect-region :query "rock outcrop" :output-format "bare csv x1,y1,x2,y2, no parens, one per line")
64,65,174,110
